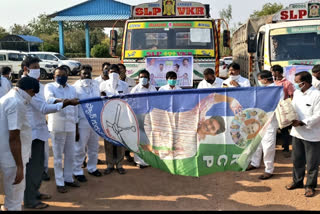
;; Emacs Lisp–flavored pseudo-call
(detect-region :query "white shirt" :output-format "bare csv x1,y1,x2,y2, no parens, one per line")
100,79,129,96
0,88,32,167
125,77,137,92
44,82,78,132
27,83,63,141
198,78,224,89
158,84,182,91
0,76,11,99
290,86,320,142
131,83,157,94
222,76,251,87
94,75,106,86
312,75,320,90
73,79,100,128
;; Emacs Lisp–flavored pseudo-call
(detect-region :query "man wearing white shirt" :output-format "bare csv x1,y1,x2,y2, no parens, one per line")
73,65,102,183
159,71,182,91
311,64,320,90
247,70,279,180
23,57,79,209
130,70,156,168
100,64,129,175
44,67,80,193
0,67,12,98
94,62,110,86
198,68,223,89
118,63,136,92
285,71,320,198
0,77,39,211
222,63,251,88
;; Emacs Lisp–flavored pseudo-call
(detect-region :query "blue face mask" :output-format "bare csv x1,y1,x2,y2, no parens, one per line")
168,79,177,86
56,76,68,86
294,82,304,91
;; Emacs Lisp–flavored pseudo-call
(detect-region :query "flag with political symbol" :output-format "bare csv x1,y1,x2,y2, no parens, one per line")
80,87,282,177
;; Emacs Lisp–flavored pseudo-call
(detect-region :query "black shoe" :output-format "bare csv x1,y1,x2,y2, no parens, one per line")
65,181,80,187
126,155,134,163
57,186,68,193
97,159,105,165
116,167,127,174
88,170,102,177
74,175,87,183
138,164,149,169
104,167,115,175
42,172,50,181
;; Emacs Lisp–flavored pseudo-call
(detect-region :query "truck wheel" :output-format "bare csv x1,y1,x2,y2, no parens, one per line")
40,69,47,80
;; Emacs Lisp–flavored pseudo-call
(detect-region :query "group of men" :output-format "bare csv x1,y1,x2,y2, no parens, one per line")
0,58,320,211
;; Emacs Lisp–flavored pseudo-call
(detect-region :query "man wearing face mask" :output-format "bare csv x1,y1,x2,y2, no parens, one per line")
222,63,250,88
44,67,80,193
311,64,320,90
99,64,129,175
94,62,110,86
198,68,223,89
0,77,39,211
73,65,102,182
118,63,136,92
22,57,79,208
158,71,182,91
247,70,280,180
130,69,157,169
286,71,320,198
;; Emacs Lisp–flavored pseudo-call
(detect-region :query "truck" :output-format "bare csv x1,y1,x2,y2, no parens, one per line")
232,1,320,85
110,0,230,88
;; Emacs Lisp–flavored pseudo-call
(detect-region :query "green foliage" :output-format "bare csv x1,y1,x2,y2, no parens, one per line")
219,4,232,26
0,27,8,39
10,24,32,35
250,3,283,18
91,44,110,58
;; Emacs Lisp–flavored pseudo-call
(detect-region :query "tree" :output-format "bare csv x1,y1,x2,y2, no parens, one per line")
28,14,58,36
219,4,232,27
10,24,32,35
0,27,9,39
250,3,283,18
218,5,233,57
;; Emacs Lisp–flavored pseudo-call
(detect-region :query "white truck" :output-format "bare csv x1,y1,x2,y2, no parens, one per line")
0,50,58,81
232,1,320,85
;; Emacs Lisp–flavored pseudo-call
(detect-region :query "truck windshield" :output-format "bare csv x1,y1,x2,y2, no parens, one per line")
124,21,214,58
270,26,320,61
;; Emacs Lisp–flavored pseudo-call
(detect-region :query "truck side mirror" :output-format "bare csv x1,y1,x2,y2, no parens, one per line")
110,30,118,56
223,30,231,48
248,33,257,53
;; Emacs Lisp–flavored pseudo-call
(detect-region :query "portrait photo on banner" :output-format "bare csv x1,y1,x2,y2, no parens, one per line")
146,56,194,87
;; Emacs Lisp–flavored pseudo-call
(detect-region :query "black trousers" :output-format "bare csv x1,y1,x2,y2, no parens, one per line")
24,139,45,207
292,137,320,189
280,126,292,151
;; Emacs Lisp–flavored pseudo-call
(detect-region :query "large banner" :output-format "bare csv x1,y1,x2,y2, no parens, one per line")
146,56,193,87
80,87,282,177
284,65,313,83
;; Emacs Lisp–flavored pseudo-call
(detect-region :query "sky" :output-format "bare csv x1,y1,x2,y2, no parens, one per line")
0,0,306,31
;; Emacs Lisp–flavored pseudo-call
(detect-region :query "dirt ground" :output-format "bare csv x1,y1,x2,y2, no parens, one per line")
0,71,320,211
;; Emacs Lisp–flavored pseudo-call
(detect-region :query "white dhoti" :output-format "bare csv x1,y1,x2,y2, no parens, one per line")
51,132,75,186
73,128,99,175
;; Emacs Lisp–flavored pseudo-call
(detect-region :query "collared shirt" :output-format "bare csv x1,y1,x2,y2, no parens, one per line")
290,86,320,142
312,75,320,90
274,78,295,99
27,83,63,141
44,82,78,132
99,79,129,96
158,84,182,91
198,78,224,89
0,88,32,167
130,84,157,94
0,76,11,99
222,76,251,87
73,79,100,128
125,77,137,92
94,75,106,86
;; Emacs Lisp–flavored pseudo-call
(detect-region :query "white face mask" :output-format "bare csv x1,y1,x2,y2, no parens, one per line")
230,75,240,81
139,77,148,86
28,68,40,80
109,72,120,88
81,79,92,87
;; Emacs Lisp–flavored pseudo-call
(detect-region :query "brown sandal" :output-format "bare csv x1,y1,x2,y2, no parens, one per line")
38,193,52,200
305,188,315,197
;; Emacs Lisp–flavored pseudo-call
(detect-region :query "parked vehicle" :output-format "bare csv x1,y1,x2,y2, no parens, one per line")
30,52,81,76
232,1,320,85
222,56,233,65
0,50,58,81
219,59,228,79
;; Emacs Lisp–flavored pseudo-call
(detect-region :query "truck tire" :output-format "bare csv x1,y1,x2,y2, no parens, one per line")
40,68,47,80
